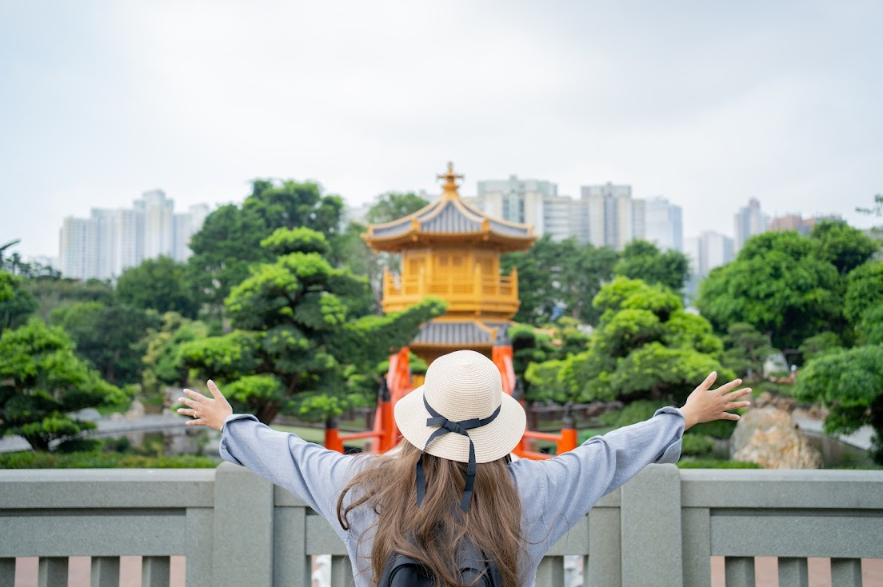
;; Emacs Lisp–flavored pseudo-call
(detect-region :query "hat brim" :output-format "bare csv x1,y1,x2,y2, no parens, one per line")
394,385,527,464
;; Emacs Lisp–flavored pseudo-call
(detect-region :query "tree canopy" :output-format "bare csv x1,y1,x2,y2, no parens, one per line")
0,319,126,451
0,270,37,335
116,256,198,318
526,277,730,406
501,237,618,325
843,261,883,326
796,344,883,463
182,227,445,424
141,313,210,397
186,179,344,319
50,302,161,385
614,240,690,292
697,231,841,352
365,192,429,224
810,219,878,275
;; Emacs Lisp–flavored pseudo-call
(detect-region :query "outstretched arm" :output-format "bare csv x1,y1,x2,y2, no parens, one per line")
177,382,355,531
514,372,751,548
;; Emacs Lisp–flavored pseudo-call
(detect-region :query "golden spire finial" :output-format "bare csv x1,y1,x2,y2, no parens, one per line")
438,161,463,199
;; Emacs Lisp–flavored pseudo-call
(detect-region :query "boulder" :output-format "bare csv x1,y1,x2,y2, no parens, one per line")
763,352,789,377
731,406,822,469
125,399,145,419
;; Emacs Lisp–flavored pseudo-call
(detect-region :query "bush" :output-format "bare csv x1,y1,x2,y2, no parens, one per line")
681,434,715,456
676,458,761,469
0,451,218,469
597,399,670,428
689,418,737,440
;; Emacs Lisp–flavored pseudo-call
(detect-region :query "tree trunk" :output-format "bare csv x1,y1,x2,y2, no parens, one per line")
24,434,50,452
257,402,280,425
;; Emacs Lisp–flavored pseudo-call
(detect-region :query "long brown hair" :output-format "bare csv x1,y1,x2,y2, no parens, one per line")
337,440,525,587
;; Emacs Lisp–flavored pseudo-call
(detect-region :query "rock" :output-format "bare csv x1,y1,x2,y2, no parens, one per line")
763,352,789,377
731,406,823,469
751,391,796,412
125,399,145,419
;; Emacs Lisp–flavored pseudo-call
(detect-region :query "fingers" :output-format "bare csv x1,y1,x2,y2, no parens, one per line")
186,419,206,427
719,412,741,421
724,401,752,411
714,378,743,395
177,408,198,417
183,389,209,403
725,387,753,399
697,371,718,392
207,380,223,400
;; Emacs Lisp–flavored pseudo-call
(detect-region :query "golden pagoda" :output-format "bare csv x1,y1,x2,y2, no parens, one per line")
363,163,536,368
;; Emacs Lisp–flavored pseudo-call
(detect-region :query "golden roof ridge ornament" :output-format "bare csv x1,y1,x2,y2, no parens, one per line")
438,161,463,200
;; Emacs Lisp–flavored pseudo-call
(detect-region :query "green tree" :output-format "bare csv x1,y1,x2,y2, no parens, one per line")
843,261,883,326
142,313,210,396
365,192,430,224
810,219,878,275
182,228,445,424
50,302,161,385
116,256,198,318
798,332,842,363
25,278,113,323
0,271,38,335
501,237,618,325
856,305,883,345
796,344,883,464
186,179,344,319
697,231,840,353
526,277,730,406
0,320,126,451
330,221,383,309
614,240,690,292
720,323,776,379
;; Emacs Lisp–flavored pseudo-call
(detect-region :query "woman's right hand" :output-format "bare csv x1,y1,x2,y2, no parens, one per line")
680,372,752,431
177,380,233,431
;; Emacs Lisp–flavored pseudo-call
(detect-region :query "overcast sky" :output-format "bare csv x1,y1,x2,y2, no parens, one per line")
1,0,881,259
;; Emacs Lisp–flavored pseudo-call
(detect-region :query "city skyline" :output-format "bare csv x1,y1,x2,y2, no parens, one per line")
35,174,857,275
1,2,881,258
57,190,208,280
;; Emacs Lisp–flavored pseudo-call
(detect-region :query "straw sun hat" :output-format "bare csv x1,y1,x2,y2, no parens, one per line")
394,349,527,465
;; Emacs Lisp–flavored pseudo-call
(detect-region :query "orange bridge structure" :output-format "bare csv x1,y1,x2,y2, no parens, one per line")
325,164,577,459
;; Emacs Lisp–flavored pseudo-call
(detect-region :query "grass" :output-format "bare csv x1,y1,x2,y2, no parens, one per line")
0,451,218,469
269,424,326,444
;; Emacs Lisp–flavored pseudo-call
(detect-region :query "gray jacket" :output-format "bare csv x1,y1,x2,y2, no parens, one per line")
220,406,684,586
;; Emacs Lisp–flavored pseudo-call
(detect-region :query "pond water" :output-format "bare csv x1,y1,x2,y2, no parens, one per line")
805,432,875,468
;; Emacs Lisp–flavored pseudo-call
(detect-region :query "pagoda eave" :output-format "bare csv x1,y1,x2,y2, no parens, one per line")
362,231,536,253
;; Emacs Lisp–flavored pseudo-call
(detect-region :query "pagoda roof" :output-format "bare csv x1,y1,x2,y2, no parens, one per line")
363,163,536,253
410,320,513,349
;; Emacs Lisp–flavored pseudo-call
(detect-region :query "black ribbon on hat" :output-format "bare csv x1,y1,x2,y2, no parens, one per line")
415,394,501,512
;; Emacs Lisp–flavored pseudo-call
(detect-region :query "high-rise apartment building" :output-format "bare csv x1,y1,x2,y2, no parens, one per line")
644,197,683,252
466,177,646,250
734,198,768,253
685,230,734,278
580,183,646,250
59,217,98,280
137,190,174,259
473,176,558,229
768,213,841,236
58,191,209,280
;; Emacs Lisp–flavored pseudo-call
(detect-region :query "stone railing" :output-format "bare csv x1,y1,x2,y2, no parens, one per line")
1,464,881,586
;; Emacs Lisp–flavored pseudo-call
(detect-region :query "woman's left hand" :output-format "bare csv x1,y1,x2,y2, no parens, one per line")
680,372,752,431
177,380,232,431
